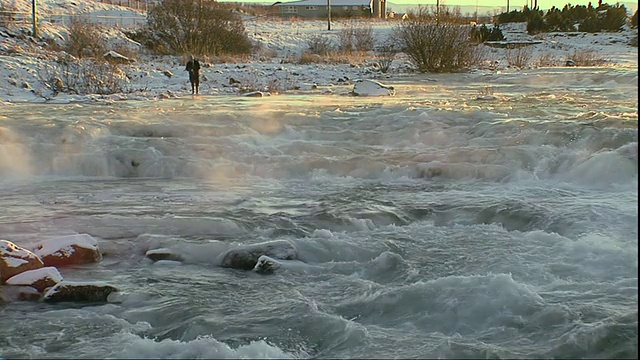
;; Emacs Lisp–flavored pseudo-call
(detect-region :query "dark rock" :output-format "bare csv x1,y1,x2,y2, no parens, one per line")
220,240,297,270
145,248,183,262
43,281,119,303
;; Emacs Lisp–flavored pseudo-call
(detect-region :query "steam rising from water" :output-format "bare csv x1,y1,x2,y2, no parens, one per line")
0,67,636,359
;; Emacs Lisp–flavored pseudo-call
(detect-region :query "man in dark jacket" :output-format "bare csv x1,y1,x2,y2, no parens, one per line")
185,55,201,95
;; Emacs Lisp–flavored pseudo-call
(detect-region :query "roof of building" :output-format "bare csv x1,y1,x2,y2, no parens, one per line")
275,0,372,7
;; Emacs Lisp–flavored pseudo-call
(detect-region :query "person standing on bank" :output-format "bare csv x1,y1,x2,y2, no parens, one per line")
185,55,201,95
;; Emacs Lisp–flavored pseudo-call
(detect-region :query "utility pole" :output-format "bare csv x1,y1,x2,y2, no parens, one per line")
475,0,478,23
31,0,37,37
436,0,439,23
327,0,331,30
507,0,510,13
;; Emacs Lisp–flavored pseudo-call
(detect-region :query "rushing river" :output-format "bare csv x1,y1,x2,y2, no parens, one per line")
0,67,637,359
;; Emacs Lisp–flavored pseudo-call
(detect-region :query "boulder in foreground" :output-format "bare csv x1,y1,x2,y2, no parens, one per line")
5,266,63,293
1,240,45,284
32,234,103,268
352,79,395,96
43,281,119,303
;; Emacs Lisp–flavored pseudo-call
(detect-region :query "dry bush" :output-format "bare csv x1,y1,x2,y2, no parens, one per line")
337,22,374,54
37,55,128,96
0,4,17,28
64,19,107,59
568,49,607,66
307,35,334,55
375,42,399,73
145,0,251,56
505,45,533,68
353,25,374,51
298,51,324,64
536,51,559,67
212,53,251,64
298,50,369,65
394,17,481,73
337,26,355,53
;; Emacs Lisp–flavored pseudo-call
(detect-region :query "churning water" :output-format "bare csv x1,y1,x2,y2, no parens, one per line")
0,67,637,359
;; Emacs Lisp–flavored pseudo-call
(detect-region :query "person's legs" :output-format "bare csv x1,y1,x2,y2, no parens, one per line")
195,77,199,95
189,74,196,94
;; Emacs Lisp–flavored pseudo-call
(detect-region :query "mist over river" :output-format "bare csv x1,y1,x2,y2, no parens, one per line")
0,67,637,358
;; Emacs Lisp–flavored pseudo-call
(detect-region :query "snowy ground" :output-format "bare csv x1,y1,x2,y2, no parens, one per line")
0,0,637,104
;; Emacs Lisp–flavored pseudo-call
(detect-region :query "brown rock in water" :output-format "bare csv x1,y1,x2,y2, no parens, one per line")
43,281,119,303
0,240,45,284
32,234,102,268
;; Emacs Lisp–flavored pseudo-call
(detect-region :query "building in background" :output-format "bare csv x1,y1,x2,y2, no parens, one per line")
273,0,386,19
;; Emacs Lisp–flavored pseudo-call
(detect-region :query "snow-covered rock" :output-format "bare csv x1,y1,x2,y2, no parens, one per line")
103,50,134,63
0,240,45,284
352,79,395,96
32,234,103,268
5,266,63,292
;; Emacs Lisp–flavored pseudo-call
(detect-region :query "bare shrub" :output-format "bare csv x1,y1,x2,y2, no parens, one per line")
353,25,374,51
375,42,399,73
298,51,368,66
337,22,374,54
213,53,251,64
394,17,480,73
307,35,334,55
505,45,533,68
568,49,607,66
337,27,355,53
145,0,251,56
38,55,127,96
298,51,324,64
536,51,559,67
0,4,17,28
64,18,107,59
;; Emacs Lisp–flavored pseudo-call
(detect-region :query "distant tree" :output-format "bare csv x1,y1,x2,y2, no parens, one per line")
470,24,505,43
544,7,572,32
526,10,547,34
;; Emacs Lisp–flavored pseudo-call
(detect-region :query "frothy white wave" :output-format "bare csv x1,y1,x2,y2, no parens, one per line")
110,333,302,359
